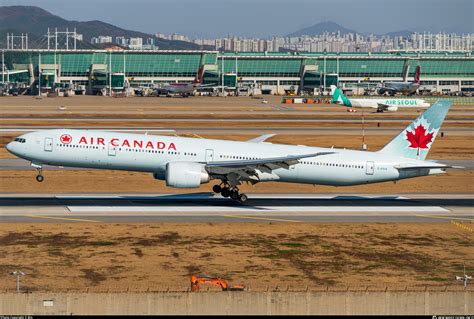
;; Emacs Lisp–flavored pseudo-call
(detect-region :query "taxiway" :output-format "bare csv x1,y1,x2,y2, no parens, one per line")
0,193,472,223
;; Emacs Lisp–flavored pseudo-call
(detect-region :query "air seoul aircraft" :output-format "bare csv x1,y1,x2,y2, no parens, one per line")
7,100,453,202
330,85,430,112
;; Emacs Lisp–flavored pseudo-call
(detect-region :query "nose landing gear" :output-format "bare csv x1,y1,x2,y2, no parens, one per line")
212,183,248,202
32,164,44,182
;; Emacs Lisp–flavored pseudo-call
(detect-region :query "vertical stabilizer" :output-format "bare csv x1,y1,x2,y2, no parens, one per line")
413,65,421,84
193,65,205,84
378,99,451,160
330,85,352,107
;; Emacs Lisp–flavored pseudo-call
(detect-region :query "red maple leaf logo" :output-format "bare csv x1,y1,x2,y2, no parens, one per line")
60,134,72,144
406,124,434,155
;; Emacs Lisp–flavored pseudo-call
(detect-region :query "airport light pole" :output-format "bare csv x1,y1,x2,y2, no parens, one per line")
38,52,41,97
361,110,367,151
2,50,4,85
109,52,112,97
10,270,25,293
221,53,224,95
456,263,472,288
323,54,327,95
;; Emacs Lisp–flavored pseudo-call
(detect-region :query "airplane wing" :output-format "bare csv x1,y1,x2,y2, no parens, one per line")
247,134,276,143
203,152,335,185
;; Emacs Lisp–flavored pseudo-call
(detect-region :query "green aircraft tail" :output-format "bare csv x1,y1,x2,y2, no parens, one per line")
330,85,352,107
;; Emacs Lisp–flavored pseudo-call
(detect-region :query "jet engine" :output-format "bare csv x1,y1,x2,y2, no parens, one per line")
165,162,210,188
153,172,166,180
387,106,398,112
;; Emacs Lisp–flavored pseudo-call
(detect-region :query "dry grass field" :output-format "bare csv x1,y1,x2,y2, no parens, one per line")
0,223,472,292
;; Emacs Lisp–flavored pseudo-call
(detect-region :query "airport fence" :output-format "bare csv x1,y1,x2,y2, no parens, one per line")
1,287,472,315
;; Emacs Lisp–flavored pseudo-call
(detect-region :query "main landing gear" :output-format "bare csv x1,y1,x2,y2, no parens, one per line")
213,184,248,203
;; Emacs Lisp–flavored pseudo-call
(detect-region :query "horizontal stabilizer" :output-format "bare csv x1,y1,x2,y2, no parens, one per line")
247,134,276,143
394,164,455,170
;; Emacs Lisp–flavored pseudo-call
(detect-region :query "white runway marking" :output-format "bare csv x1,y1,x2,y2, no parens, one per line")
54,194,408,200
66,206,448,214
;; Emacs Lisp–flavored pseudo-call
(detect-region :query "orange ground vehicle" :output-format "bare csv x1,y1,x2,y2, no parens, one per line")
190,275,245,292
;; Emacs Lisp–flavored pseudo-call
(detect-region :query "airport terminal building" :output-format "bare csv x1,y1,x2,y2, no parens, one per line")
1,49,473,95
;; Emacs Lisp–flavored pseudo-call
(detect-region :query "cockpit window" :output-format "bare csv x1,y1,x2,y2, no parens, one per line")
14,138,26,143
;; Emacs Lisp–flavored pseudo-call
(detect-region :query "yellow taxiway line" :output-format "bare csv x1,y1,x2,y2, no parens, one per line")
24,215,102,223
414,214,474,222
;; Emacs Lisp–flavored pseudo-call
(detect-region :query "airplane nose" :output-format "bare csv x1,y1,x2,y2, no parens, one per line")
6,141,17,155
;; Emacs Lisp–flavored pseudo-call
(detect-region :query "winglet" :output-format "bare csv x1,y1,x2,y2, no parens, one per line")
247,134,276,143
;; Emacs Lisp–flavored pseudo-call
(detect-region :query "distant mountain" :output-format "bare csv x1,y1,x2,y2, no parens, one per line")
0,6,211,50
286,20,472,39
382,30,413,38
286,21,358,37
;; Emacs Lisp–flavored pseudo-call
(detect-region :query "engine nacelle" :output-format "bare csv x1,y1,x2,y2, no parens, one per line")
387,106,398,112
153,172,166,180
165,162,210,188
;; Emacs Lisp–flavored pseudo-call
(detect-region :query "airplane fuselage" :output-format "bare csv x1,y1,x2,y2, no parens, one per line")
380,82,420,95
348,98,430,109
7,129,444,188
162,83,195,95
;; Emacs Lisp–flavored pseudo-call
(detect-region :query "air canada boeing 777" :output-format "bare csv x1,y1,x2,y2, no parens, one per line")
7,100,453,202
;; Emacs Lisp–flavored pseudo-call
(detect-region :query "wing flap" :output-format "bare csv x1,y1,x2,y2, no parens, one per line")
205,152,335,168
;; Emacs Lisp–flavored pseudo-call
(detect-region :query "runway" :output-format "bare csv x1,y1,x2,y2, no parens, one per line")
2,127,473,136
1,158,473,170
2,117,473,123
0,193,472,223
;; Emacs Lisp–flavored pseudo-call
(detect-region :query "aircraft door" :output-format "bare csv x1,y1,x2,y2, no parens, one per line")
366,161,374,175
205,149,214,162
44,137,53,152
108,142,117,156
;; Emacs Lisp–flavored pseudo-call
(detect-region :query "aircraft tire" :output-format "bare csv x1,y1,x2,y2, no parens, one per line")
239,194,248,202
221,188,231,198
36,175,44,182
230,191,240,200
212,185,222,193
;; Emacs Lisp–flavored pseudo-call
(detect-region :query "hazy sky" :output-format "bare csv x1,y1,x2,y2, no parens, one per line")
2,0,473,38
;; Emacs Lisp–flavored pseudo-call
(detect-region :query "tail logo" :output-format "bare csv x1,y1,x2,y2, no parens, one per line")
414,65,421,84
405,117,436,156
